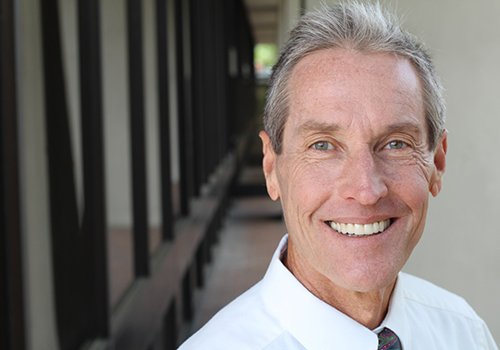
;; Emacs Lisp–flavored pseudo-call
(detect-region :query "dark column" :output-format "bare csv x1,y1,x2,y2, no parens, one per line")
156,0,174,241
127,0,150,276
0,0,26,348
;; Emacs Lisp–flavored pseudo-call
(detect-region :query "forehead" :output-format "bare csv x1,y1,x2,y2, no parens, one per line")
286,48,425,132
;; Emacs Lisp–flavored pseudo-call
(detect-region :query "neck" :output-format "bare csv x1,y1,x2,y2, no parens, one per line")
283,248,396,329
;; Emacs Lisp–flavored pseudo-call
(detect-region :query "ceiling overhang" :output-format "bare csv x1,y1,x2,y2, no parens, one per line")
244,0,280,44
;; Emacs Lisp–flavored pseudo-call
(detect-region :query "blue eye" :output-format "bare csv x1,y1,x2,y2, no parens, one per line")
386,140,407,150
312,141,334,151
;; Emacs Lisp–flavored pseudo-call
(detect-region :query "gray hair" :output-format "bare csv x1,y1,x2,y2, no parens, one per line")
263,1,445,153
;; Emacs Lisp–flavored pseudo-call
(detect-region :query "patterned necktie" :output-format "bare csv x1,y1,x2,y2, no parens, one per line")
377,327,402,350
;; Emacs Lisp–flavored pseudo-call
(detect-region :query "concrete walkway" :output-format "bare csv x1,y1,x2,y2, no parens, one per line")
189,163,285,333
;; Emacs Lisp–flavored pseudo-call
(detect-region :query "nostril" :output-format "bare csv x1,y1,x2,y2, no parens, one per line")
344,181,388,206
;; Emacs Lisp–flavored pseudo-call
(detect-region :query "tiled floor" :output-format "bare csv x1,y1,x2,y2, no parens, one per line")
188,167,286,333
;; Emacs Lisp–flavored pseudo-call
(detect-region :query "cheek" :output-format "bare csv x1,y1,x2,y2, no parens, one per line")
278,160,334,215
383,158,433,199
385,164,431,242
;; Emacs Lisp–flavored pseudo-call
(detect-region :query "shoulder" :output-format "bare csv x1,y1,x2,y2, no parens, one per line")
178,282,283,350
399,272,478,320
397,273,498,349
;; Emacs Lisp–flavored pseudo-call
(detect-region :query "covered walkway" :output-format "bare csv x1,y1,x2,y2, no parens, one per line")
186,133,286,337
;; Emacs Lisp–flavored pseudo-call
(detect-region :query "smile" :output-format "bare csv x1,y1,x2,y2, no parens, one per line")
327,219,392,237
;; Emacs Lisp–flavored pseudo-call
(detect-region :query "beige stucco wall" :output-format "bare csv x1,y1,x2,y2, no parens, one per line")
295,0,500,342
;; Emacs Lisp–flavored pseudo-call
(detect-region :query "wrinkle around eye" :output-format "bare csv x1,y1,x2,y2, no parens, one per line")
381,141,432,171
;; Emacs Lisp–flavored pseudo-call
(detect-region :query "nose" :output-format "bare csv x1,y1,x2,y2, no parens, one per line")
337,150,388,206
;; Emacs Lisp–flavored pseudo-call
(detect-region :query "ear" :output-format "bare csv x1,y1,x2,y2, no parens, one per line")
430,130,448,197
259,131,281,201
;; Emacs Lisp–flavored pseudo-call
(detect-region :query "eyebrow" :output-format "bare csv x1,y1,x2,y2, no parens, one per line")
297,120,424,137
298,120,342,135
382,121,424,137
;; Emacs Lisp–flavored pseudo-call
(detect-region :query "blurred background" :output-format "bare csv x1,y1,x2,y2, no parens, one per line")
1,0,498,349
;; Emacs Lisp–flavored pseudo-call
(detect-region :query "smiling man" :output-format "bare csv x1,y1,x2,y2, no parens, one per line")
179,2,498,349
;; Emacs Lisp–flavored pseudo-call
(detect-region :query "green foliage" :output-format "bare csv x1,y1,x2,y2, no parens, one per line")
254,44,278,68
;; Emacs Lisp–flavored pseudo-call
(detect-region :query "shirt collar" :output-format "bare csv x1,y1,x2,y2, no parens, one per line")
260,235,380,350
375,272,412,346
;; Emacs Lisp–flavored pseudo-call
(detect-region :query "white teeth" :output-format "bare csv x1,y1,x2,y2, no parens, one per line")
354,224,363,235
328,219,391,236
346,223,354,234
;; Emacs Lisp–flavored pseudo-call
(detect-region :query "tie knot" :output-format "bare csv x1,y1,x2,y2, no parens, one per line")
377,327,402,350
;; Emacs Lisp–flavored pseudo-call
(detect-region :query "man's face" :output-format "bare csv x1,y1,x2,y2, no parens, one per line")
261,49,447,293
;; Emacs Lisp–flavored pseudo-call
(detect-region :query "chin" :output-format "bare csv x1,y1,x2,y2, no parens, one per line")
328,265,400,294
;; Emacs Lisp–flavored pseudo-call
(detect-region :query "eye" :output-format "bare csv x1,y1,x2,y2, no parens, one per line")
311,141,334,151
386,140,408,150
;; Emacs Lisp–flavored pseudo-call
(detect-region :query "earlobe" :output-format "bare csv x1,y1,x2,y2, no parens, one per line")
430,183,441,197
259,131,280,201
430,130,448,197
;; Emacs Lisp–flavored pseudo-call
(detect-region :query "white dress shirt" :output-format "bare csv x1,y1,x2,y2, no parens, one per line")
179,235,498,349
